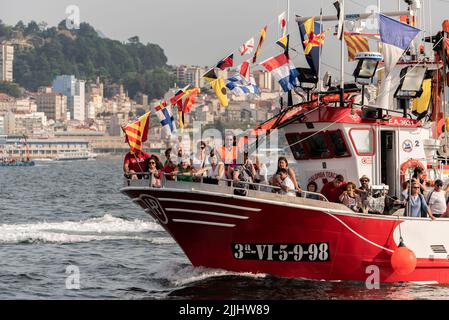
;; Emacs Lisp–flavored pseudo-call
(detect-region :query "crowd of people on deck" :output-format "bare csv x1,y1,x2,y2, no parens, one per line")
123,137,449,218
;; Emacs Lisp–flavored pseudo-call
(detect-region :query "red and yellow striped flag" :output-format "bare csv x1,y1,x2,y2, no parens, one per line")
344,34,370,61
252,25,267,63
122,112,150,152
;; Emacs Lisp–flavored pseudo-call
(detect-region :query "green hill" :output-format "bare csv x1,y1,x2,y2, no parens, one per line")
0,20,173,99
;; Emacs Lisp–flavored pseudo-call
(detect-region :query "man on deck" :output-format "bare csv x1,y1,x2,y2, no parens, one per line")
320,175,347,203
123,150,151,180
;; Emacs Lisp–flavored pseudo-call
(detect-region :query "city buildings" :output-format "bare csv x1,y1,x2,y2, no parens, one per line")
52,75,85,121
0,45,14,82
35,93,67,121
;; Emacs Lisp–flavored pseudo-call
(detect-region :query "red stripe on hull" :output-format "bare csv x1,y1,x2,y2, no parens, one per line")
123,188,449,283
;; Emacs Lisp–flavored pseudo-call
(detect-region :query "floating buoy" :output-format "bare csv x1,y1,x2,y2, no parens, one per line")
391,243,417,275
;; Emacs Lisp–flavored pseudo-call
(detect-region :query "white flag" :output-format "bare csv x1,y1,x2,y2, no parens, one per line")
239,38,254,56
278,11,287,37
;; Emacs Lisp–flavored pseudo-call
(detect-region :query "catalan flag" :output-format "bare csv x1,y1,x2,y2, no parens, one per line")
344,34,370,61
253,26,267,63
122,112,150,152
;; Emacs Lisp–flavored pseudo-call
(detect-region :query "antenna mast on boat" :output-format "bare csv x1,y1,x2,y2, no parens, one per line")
339,0,345,108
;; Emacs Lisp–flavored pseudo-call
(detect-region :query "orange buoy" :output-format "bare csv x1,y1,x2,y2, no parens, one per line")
391,245,417,275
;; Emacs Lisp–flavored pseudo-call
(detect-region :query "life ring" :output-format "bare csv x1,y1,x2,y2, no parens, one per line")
400,159,427,184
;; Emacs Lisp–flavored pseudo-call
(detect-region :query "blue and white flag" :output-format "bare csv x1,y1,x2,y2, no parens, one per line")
226,74,261,96
155,101,176,137
379,14,420,73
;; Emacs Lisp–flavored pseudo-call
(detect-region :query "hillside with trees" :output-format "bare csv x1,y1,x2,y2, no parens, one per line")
0,20,174,99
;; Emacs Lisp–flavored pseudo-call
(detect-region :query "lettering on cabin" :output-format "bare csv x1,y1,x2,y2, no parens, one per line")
388,118,415,127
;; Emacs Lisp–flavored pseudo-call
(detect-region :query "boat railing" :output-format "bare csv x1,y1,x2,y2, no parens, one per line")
123,172,329,202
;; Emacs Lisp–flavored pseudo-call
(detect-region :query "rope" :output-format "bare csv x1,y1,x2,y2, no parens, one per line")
319,209,394,253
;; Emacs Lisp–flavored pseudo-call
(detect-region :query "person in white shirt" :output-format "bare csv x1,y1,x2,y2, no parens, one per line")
427,179,447,218
279,168,296,197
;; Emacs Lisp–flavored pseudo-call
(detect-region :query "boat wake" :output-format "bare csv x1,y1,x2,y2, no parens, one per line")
149,261,267,287
0,214,172,244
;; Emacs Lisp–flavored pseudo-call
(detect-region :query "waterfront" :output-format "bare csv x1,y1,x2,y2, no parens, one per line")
0,159,448,299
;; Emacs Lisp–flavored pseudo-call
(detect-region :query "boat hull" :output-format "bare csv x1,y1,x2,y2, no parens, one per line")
121,186,449,284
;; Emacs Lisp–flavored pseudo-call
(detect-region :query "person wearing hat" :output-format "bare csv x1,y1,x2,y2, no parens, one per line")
358,175,371,213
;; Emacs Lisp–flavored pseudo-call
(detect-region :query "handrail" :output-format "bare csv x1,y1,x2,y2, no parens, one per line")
123,172,329,202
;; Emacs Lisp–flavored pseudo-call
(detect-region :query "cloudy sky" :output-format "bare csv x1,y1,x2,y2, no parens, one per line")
2,0,449,70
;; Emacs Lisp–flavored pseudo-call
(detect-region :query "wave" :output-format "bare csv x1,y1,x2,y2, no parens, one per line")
150,261,267,287
0,214,172,244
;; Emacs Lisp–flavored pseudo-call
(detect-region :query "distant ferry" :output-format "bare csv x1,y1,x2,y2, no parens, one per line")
55,150,97,161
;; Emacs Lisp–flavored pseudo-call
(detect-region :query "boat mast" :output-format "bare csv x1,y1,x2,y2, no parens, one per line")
339,0,345,108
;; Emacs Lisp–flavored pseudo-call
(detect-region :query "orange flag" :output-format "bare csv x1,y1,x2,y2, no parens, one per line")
253,26,267,63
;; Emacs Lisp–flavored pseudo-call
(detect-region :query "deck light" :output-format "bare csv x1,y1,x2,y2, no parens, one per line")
295,67,318,101
394,66,427,117
353,52,382,105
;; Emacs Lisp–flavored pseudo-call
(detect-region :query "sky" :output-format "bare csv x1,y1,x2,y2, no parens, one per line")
2,0,449,71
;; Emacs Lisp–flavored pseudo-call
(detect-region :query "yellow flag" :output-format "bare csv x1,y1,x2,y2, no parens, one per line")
412,79,431,114
210,78,228,107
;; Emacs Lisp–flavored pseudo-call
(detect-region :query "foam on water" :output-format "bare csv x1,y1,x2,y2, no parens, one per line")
150,261,267,287
0,214,171,244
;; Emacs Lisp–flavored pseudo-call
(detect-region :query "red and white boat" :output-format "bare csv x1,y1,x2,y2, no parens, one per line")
121,2,449,283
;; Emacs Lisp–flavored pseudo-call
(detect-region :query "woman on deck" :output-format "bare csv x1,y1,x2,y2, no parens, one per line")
271,157,302,195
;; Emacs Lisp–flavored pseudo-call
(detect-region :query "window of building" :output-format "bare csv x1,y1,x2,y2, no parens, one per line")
349,128,375,156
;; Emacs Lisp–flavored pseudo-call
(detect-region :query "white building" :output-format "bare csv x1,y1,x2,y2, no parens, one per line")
52,75,85,122
0,45,14,82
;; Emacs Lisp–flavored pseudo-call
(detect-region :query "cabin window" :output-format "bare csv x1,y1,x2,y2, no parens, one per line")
285,133,308,160
328,130,351,157
286,130,350,160
349,128,374,156
304,133,332,159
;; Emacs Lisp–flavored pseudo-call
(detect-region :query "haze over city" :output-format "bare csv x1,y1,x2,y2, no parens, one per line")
2,0,448,67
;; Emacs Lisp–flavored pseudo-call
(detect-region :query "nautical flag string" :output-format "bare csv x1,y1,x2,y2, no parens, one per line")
239,60,251,82
276,34,290,58
155,101,176,136
226,74,260,96
298,17,325,75
334,1,344,40
278,11,287,37
344,34,370,61
239,38,254,56
379,14,420,74
202,68,228,107
216,53,234,70
253,26,267,63
122,111,151,153
260,53,299,92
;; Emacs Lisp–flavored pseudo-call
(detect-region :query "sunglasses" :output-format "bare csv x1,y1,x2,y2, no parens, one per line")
412,186,420,189
149,161,156,164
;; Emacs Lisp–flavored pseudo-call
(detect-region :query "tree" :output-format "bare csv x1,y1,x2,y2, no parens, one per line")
0,81,22,98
